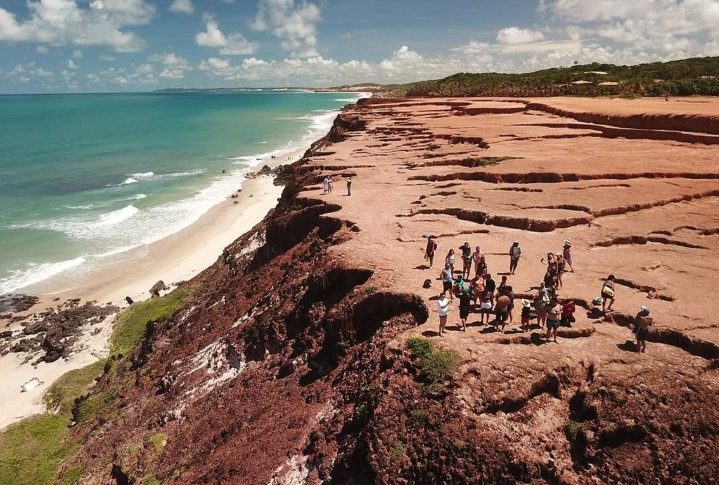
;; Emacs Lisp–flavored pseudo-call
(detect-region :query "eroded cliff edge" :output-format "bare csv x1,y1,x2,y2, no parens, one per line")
60,97,719,484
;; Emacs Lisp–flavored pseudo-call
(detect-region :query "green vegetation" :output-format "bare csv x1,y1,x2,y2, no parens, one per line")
0,287,192,484
406,337,460,393
565,420,583,441
0,414,79,485
110,287,192,356
147,432,167,456
463,157,511,167
44,359,107,416
378,57,719,97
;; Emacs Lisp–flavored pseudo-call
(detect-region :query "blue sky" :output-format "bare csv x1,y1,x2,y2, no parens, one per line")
0,0,717,93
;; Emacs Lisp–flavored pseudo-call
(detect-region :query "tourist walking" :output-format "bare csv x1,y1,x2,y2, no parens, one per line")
635,306,652,353
346,176,353,196
425,236,438,268
460,242,472,278
601,275,616,313
494,289,511,332
322,176,330,195
328,176,334,193
509,241,521,275
437,293,450,336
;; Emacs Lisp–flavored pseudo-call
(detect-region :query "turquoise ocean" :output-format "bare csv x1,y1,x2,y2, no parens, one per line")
0,91,365,295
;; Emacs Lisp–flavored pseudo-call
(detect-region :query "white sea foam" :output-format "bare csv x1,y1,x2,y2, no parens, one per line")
128,194,147,200
121,177,138,185
0,257,86,295
64,204,94,210
131,172,155,179
94,205,139,227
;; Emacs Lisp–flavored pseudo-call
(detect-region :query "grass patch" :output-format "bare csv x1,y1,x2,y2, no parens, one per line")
72,387,119,424
565,420,583,441
58,465,84,485
0,414,79,485
110,287,192,356
406,337,460,393
463,156,512,167
44,359,107,416
146,433,167,456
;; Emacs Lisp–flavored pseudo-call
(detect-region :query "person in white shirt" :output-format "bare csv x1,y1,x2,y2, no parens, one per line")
437,293,450,336
509,241,522,275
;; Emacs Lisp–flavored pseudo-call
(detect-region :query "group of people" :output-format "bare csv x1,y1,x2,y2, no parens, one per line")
428,236,653,351
322,175,353,196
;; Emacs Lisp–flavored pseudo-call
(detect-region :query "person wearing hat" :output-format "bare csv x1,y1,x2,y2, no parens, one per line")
520,299,532,332
509,241,521,275
563,239,574,272
635,306,652,353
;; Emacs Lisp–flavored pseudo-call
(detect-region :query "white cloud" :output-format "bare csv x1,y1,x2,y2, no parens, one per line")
543,0,719,60
169,0,194,15
67,59,79,70
252,0,321,58
497,27,545,45
0,0,155,52
73,49,83,58
196,15,257,55
150,52,192,79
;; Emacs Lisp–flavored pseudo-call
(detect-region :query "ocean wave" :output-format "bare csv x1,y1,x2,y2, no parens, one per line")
335,98,359,102
95,205,139,227
121,177,138,185
130,171,155,179
128,194,147,200
0,257,86,295
64,204,94,210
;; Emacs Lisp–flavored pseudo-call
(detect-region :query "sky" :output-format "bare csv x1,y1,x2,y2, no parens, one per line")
0,0,717,93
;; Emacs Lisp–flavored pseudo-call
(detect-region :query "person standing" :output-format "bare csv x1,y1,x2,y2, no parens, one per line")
425,236,438,268
521,299,532,332
561,299,576,327
472,246,485,278
494,289,511,332
485,273,496,304
322,176,330,195
346,176,353,196
328,176,334,193
601,275,616,313
458,286,472,332
546,300,562,342
437,293,450,336
563,239,574,272
441,266,454,301
509,241,521,275
445,249,455,275
460,242,472,278
635,306,652,353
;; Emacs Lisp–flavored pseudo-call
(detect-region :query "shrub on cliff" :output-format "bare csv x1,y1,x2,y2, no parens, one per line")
406,337,460,393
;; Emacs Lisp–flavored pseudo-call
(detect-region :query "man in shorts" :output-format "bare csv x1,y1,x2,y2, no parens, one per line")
460,242,472,278
458,286,472,332
494,288,511,332
441,267,454,301
425,236,438,268
635,306,652,353
546,300,562,342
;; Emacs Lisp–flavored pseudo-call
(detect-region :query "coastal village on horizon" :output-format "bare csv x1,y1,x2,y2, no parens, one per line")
1,1,719,484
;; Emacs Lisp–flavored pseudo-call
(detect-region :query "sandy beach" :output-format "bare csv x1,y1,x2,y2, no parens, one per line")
0,152,290,429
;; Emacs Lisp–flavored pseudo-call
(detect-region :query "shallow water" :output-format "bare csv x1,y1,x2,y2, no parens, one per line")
0,91,364,294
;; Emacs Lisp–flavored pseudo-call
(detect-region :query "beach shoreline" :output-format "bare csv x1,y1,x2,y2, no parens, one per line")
0,148,296,430
0,93,368,430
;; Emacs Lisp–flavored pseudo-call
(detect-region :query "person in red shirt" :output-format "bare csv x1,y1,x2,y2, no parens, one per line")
561,300,576,327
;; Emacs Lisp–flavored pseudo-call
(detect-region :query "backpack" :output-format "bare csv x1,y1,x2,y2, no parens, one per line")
422,279,432,289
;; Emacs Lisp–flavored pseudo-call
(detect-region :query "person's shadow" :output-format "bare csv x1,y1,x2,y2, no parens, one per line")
422,330,439,337
414,265,430,270
617,340,638,352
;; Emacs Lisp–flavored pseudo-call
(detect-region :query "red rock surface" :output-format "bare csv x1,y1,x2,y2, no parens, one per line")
62,97,719,484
